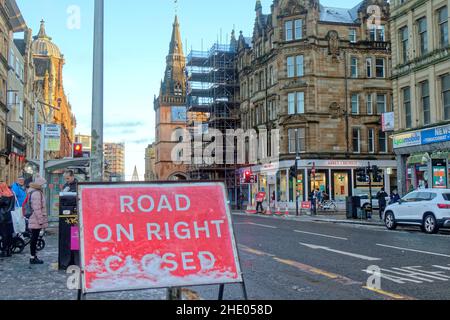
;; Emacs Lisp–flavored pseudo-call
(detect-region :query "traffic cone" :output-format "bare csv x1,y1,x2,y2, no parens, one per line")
275,204,282,216
284,204,290,217
245,204,257,215
265,203,272,215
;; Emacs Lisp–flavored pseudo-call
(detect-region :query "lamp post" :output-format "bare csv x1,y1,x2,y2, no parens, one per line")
91,0,104,182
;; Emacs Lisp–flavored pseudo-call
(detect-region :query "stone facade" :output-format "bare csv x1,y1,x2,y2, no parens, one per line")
144,143,156,181
391,0,450,195
236,0,396,204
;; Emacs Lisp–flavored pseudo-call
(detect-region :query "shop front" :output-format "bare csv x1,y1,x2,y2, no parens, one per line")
393,123,450,196
242,159,397,209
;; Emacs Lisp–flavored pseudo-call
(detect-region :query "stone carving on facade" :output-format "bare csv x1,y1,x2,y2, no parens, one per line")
329,102,341,118
327,30,340,57
281,0,307,16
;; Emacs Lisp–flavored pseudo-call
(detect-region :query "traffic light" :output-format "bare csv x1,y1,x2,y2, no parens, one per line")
372,165,383,183
356,167,368,183
73,143,83,158
244,170,251,184
289,165,297,179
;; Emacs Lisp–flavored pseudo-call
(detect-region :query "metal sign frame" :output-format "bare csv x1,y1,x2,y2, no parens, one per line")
77,181,247,299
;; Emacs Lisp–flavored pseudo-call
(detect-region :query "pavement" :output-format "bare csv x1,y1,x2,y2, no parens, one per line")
1,212,449,300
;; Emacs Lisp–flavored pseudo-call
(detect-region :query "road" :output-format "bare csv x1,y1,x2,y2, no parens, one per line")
188,214,450,300
1,215,449,300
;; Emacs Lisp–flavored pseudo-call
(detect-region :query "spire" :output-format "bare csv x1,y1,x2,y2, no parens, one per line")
255,0,262,12
169,15,184,56
35,19,51,40
131,166,140,182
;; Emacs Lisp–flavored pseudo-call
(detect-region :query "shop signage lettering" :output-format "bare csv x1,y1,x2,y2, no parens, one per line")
78,183,241,294
421,125,450,145
393,132,421,149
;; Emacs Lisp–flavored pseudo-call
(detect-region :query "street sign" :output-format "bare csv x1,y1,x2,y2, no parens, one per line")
44,124,61,137
78,182,242,294
301,202,311,209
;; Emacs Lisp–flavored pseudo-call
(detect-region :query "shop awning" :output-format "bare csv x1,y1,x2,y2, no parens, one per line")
407,152,430,165
431,151,450,160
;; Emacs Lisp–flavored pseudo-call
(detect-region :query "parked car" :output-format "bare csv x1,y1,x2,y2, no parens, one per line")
383,189,450,234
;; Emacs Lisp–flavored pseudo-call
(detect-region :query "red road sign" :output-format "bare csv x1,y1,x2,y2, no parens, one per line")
78,182,242,293
255,192,266,202
301,202,311,209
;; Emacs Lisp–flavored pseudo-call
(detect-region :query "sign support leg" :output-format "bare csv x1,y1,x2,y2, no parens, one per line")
218,284,225,300
167,287,182,300
241,281,248,300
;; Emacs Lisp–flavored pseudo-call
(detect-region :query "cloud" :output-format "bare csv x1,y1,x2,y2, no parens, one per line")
105,121,145,128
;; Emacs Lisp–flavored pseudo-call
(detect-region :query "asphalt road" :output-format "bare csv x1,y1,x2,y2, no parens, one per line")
188,214,450,300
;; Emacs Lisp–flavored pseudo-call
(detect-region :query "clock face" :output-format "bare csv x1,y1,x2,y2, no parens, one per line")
171,106,187,122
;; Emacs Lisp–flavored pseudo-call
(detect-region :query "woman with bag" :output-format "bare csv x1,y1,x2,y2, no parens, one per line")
28,177,48,265
0,182,15,258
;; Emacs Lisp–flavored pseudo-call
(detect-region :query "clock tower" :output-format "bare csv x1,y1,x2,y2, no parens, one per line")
154,15,187,180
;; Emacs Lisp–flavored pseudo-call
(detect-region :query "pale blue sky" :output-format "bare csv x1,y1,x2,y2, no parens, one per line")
17,0,359,179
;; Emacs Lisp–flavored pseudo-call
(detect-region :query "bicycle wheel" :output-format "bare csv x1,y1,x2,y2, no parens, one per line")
11,238,25,254
36,239,46,251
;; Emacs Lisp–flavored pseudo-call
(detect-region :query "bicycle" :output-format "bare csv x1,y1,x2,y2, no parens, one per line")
11,229,46,254
318,199,338,211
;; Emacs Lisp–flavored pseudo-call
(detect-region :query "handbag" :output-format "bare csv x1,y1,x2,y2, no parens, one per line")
11,194,26,233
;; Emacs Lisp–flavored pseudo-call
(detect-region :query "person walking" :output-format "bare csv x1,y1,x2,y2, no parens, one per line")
0,182,15,258
310,190,317,216
11,176,27,209
255,191,266,214
376,188,389,220
28,177,48,265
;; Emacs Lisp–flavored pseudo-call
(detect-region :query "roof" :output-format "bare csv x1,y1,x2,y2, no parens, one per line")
32,20,62,58
319,2,364,24
13,39,26,56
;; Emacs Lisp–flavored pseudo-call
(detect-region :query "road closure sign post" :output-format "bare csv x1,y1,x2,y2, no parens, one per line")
78,182,244,297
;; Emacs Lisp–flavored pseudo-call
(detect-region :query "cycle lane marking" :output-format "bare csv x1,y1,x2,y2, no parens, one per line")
376,244,450,258
294,230,348,241
299,242,381,261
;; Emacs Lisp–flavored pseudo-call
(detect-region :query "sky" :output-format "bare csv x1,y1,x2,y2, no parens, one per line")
17,0,359,180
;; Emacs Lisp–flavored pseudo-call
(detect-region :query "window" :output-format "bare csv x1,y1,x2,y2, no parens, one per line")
285,21,293,41
288,128,306,153
19,100,23,119
369,26,376,42
379,130,387,153
296,55,304,77
294,19,303,40
366,58,372,78
400,26,409,63
378,25,385,42
368,129,375,153
269,66,274,86
297,92,305,114
438,6,449,48
442,74,450,120
377,94,386,114
351,94,359,114
375,58,385,78
421,81,430,125
288,93,295,114
367,94,373,115
287,57,295,78
403,87,412,128
9,49,14,68
349,28,357,43
417,17,428,55
403,192,419,202
288,92,305,115
350,57,358,78
352,128,360,153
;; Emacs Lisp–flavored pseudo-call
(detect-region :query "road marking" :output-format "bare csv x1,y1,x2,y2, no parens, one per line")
239,244,275,257
273,257,360,285
433,265,450,271
294,230,348,241
300,242,381,261
376,244,450,258
246,222,277,229
362,286,414,300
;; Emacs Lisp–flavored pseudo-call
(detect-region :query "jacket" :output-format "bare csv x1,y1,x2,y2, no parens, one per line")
0,196,15,224
11,183,27,208
63,179,78,193
28,188,48,230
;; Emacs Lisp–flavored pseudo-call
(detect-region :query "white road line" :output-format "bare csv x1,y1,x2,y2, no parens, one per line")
294,230,348,241
376,244,450,258
299,242,381,261
246,222,277,229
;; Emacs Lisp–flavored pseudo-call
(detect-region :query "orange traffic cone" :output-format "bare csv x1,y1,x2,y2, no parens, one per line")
265,205,272,215
245,204,257,214
275,204,282,216
284,204,290,217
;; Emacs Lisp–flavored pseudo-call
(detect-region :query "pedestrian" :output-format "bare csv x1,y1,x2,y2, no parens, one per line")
256,191,266,214
0,182,15,258
390,189,401,204
28,177,48,265
376,188,388,220
11,176,27,209
63,170,78,193
310,190,317,215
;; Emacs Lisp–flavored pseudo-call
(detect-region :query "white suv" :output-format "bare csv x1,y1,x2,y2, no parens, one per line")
384,189,450,234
